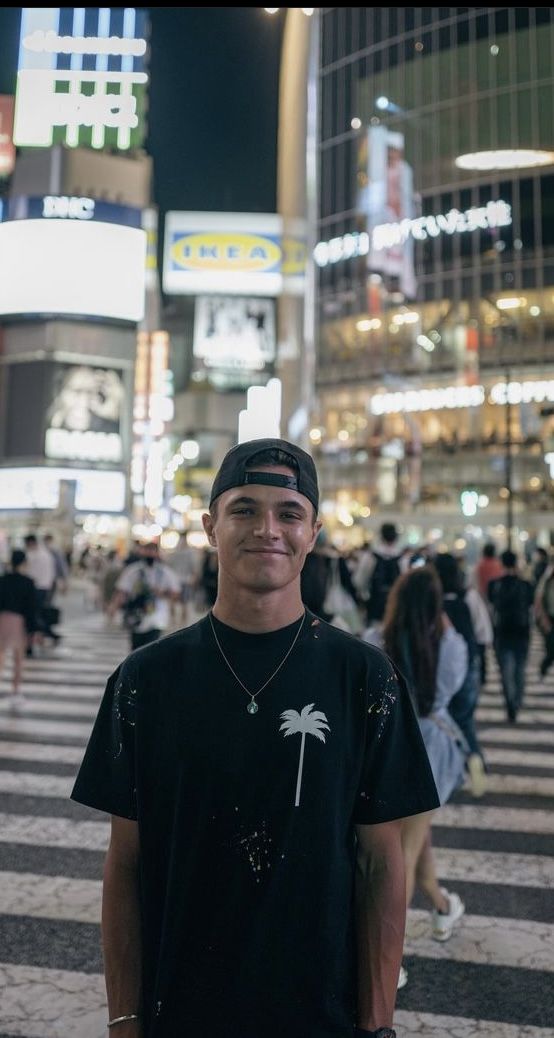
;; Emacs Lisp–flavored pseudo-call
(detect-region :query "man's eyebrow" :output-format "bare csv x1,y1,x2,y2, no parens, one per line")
224,495,308,514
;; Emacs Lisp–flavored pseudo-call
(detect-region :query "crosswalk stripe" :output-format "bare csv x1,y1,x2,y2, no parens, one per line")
0,718,93,739
0,700,98,719
433,847,552,889
477,707,554,723
404,910,554,972
0,961,106,1037
0,813,109,851
483,748,554,768
479,727,554,745
0,743,86,764
0,684,103,699
0,871,101,924
436,804,554,833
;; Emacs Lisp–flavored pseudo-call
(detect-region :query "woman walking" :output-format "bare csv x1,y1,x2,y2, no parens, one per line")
364,565,468,987
0,549,37,711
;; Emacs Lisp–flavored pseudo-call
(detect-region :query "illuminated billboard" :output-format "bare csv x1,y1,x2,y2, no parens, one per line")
4,360,126,464
0,219,146,321
357,126,416,298
14,7,149,150
45,364,124,463
192,296,276,390
163,212,305,297
0,467,126,512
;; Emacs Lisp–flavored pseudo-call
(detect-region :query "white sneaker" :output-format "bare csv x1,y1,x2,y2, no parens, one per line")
468,753,487,798
431,888,465,941
397,964,408,989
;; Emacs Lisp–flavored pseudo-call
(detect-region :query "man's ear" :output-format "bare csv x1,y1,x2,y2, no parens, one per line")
308,519,323,553
202,512,217,547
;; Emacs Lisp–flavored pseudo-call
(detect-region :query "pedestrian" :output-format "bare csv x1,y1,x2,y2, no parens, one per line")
488,550,534,722
363,565,468,989
473,543,503,683
108,540,181,651
199,546,218,607
166,531,201,626
43,533,69,598
535,560,554,678
301,529,361,633
353,523,406,624
71,436,439,1038
23,533,59,648
433,553,489,797
0,549,37,711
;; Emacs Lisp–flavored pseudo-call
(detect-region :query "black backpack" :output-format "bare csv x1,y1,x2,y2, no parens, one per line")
491,576,530,634
122,566,156,630
368,552,401,621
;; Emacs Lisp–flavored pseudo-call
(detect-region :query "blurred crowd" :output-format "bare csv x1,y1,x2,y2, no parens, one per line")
1,523,552,730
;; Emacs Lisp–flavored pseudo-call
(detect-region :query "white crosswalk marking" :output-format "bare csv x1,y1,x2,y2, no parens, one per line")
0,593,552,1037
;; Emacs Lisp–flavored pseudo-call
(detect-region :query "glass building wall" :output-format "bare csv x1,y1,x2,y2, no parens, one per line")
313,7,554,551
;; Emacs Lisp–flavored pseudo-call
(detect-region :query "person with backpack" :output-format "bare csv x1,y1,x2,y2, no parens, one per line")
355,523,406,624
488,550,534,722
109,541,181,651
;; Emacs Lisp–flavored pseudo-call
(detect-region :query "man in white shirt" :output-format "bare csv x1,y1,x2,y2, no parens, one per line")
24,534,59,647
110,541,181,650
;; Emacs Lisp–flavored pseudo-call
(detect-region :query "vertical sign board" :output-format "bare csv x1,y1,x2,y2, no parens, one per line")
14,7,149,150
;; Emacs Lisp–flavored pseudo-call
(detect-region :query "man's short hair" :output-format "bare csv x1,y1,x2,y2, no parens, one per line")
501,549,517,568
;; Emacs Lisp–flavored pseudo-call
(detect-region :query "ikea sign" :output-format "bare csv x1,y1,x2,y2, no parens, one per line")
163,212,305,297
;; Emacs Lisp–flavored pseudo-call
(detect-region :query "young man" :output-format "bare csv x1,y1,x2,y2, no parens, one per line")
71,438,439,1038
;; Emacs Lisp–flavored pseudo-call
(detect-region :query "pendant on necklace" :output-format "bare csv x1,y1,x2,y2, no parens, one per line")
247,701,259,715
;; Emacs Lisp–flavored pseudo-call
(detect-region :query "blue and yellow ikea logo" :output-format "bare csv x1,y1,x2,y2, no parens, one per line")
170,232,282,274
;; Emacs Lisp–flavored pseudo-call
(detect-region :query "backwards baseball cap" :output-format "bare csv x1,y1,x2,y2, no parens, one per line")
209,437,319,512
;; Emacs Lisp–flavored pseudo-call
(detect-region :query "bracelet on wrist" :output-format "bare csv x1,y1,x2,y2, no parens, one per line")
107,1014,140,1029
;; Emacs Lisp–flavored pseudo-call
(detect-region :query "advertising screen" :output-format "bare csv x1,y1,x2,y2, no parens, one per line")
45,363,124,463
4,360,125,464
192,296,276,391
0,219,146,321
14,7,149,151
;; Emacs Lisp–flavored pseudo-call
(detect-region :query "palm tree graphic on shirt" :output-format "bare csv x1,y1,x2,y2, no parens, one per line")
280,703,330,807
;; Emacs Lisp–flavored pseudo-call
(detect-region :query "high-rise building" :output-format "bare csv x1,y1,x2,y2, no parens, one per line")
0,8,156,553
311,8,554,552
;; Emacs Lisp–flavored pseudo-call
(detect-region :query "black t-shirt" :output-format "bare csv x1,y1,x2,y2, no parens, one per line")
71,610,438,1038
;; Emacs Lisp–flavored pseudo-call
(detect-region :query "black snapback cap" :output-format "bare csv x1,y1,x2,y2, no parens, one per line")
209,437,319,512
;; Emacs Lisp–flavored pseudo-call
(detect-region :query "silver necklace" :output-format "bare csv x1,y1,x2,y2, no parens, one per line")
208,611,306,714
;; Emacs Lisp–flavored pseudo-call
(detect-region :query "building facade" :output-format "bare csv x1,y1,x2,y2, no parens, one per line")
312,7,554,552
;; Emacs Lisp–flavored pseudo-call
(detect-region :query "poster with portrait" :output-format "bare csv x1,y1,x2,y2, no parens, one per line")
357,125,416,299
45,364,125,463
192,295,276,390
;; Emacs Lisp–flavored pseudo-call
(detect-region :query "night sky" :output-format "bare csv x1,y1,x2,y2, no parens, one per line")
0,7,285,218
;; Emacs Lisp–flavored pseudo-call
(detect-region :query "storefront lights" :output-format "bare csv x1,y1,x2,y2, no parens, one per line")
455,149,554,171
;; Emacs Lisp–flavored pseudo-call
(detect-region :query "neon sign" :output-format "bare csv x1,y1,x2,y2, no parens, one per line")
314,201,512,267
